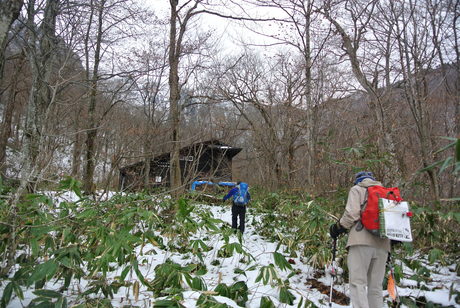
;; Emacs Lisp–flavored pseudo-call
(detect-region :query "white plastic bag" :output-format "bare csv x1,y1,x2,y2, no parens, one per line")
379,198,413,242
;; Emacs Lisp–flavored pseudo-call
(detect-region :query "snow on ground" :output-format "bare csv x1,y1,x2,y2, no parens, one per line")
3,200,460,307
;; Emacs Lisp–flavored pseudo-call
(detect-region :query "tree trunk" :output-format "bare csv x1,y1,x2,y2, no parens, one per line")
19,0,58,192
303,1,314,188
453,1,460,136
0,0,23,82
83,0,105,194
168,0,182,197
3,0,58,278
71,128,83,178
0,51,25,173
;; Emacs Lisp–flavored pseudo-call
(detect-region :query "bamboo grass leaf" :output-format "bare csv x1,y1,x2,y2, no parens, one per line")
32,289,62,298
456,138,460,161
132,259,149,287
1,282,13,308
273,252,293,271
260,296,276,308
438,157,453,174
27,260,58,285
120,265,131,281
55,296,67,308
279,286,296,305
12,282,23,300
417,160,444,173
189,277,207,291
234,268,246,277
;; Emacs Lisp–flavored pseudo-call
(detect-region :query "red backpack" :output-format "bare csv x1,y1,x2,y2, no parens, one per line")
361,185,402,236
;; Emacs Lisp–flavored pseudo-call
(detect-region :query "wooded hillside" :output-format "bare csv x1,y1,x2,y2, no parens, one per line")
0,0,458,204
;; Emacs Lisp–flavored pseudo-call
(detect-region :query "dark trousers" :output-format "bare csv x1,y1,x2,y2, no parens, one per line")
231,203,246,233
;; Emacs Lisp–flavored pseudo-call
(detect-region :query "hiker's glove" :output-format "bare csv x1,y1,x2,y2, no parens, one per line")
222,197,226,202
329,223,346,239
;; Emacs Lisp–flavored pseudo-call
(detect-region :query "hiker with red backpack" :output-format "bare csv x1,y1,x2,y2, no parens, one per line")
329,171,391,308
223,181,251,233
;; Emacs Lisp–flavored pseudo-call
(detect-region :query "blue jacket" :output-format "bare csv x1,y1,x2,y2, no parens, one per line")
223,183,251,204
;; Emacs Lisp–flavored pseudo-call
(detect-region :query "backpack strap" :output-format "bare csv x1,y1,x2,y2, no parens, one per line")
360,188,369,212
355,187,369,231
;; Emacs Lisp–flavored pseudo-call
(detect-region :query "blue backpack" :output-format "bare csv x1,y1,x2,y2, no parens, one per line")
234,182,249,206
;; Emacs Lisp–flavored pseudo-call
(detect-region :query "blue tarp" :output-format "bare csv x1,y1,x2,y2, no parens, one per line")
190,181,236,190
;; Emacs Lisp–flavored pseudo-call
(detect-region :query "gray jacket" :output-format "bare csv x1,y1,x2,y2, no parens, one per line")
339,178,391,252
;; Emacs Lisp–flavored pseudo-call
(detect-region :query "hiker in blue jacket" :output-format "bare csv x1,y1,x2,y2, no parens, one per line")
223,181,251,233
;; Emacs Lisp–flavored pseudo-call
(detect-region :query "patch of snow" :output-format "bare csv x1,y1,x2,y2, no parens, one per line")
1,199,459,308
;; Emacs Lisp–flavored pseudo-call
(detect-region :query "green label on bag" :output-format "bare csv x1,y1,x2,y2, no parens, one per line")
378,198,386,238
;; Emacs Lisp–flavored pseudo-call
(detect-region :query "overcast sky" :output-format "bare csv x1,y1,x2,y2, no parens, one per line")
145,0,288,55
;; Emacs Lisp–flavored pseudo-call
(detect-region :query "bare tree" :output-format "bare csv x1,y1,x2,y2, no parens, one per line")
2,0,59,277
0,49,27,172
212,52,309,187
387,0,455,201
0,0,23,81
130,40,169,189
320,0,404,184
243,0,333,187
168,0,208,196
80,0,144,194
19,0,60,192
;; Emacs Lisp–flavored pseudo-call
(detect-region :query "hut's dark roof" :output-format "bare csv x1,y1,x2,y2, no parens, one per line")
120,139,242,171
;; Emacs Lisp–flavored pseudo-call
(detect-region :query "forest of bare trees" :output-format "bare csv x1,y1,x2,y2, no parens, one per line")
0,0,458,204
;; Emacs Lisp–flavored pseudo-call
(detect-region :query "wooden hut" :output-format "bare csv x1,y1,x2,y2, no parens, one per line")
119,140,242,191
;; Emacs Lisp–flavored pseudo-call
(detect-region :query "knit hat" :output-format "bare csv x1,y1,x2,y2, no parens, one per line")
354,171,375,185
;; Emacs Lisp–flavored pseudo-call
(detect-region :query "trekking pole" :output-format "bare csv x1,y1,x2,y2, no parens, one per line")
329,237,337,307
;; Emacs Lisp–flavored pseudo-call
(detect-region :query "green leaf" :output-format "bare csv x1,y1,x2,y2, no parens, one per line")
214,283,230,297
189,277,207,291
28,260,58,285
260,296,276,308
234,268,246,277
76,209,97,219
438,157,454,174
197,294,229,307
1,282,13,307
133,259,149,286
279,286,296,305
428,249,443,264
58,176,82,198
31,226,54,237
55,296,68,308
33,289,62,298
25,193,53,206
439,136,458,142
31,238,40,256
273,252,293,271
195,265,207,276
456,138,460,162
455,162,460,174
298,297,319,308
418,160,444,173
452,212,460,223
229,281,249,306
153,299,184,307
12,281,24,300
433,140,456,155
120,265,131,281
443,197,460,201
